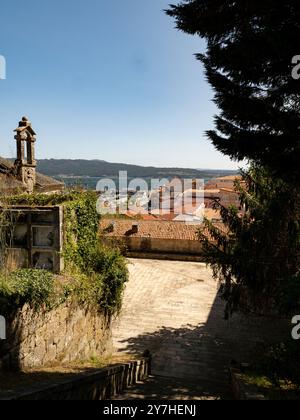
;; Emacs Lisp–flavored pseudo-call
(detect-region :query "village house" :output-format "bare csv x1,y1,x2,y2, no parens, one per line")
204,176,243,210
205,175,242,190
100,219,224,261
121,178,241,222
99,175,242,260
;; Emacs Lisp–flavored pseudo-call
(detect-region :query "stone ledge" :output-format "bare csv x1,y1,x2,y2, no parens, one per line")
0,300,112,371
0,358,151,401
126,251,204,262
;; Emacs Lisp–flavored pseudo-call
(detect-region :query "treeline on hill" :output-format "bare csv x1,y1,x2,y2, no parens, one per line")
33,159,237,179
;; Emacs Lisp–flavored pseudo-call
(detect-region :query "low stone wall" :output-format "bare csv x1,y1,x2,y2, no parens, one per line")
0,301,112,371
2,358,151,400
126,251,203,262
104,236,204,261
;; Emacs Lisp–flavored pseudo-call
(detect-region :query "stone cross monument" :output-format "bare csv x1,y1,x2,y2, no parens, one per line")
14,117,37,193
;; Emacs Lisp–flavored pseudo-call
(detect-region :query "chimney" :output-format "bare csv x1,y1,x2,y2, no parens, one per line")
192,179,197,208
132,223,139,234
106,222,115,233
170,187,175,215
14,116,37,194
159,187,163,214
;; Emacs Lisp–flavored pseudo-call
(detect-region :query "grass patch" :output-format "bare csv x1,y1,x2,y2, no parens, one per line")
239,340,300,400
241,370,300,400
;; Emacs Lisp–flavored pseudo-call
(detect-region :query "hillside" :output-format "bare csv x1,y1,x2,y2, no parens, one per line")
36,159,238,180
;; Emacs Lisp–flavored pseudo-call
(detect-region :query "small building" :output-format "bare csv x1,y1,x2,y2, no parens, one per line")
0,117,64,195
101,219,223,261
205,175,242,190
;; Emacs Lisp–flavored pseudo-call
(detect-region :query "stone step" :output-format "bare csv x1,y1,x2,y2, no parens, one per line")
113,375,232,400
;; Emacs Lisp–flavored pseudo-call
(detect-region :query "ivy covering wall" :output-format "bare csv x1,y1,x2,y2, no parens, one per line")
0,191,128,316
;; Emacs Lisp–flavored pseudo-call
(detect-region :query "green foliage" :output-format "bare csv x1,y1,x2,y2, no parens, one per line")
29,158,229,179
62,192,100,272
72,244,128,315
241,368,300,400
0,209,20,268
0,269,55,311
257,341,300,387
199,165,300,316
60,192,129,315
5,190,90,207
281,274,300,315
90,244,128,314
2,190,128,316
168,2,300,317
167,0,300,185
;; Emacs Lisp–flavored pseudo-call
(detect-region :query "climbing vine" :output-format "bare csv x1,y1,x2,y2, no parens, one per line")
0,207,19,272
1,191,128,316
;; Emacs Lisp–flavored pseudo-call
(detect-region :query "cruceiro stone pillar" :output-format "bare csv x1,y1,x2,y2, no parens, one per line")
14,117,37,193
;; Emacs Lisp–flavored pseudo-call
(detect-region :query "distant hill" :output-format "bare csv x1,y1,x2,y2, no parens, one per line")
36,159,238,180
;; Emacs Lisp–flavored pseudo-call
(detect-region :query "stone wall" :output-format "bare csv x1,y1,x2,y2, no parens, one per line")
0,301,112,371
2,358,151,400
105,236,203,260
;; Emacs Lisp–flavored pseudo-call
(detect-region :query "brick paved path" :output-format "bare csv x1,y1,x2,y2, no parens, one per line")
112,259,287,400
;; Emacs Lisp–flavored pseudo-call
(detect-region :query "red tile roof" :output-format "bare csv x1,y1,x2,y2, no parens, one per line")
101,219,225,241
0,157,64,193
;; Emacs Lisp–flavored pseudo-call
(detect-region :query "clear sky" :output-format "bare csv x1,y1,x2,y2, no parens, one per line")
0,0,239,169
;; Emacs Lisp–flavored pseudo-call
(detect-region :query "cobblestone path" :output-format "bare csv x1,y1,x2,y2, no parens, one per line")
112,259,286,400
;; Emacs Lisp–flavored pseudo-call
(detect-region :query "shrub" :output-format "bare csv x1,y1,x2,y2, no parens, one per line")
2,191,129,316
0,269,55,311
258,341,300,386
91,244,128,315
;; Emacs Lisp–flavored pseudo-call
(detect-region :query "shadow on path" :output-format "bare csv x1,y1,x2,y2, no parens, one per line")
116,290,288,400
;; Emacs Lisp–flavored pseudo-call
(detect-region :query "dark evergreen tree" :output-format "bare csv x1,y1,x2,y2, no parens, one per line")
198,165,300,316
167,0,300,184
167,1,300,314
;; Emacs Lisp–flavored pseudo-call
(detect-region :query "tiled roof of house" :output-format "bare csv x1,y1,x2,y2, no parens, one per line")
210,175,241,181
219,187,242,195
0,157,64,193
101,219,225,241
203,189,221,194
203,209,222,221
0,172,24,192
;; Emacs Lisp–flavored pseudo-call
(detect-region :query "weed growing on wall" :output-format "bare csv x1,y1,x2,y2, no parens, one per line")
0,208,19,270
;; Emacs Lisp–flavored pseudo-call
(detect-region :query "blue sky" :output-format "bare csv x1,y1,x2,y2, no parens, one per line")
0,0,238,169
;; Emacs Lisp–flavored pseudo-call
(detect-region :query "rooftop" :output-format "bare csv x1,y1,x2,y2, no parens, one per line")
0,157,64,194
208,175,241,181
101,219,225,241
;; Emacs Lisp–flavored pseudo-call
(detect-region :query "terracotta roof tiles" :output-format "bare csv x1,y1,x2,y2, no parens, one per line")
101,219,225,241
